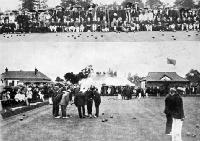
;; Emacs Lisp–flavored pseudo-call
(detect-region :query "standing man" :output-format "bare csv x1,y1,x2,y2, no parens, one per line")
74,89,86,118
164,88,174,135
59,90,70,118
52,86,63,118
86,86,94,118
171,88,185,141
93,88,101,118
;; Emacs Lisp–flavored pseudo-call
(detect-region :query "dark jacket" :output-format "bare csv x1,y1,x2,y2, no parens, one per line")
85,90,94,102
171,94,184,119
164,94,174,115
74,92,86,107
93,91,101,106
52,90,63,105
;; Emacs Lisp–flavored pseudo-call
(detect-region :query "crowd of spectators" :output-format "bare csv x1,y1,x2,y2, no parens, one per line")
0,4,200,34
0,84,50,109
1,81,199,110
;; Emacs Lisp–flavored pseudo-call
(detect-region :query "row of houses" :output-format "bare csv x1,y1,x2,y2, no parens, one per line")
1,68,52,87
0,68,190,93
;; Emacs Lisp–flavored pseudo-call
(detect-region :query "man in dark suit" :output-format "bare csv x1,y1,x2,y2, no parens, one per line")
86,86,94,118
74,89,86,118
93,88,101,118
164,88,174,135
52,86,63,118
171,88,184,141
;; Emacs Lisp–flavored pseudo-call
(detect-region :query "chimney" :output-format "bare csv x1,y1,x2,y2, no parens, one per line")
5,67,8,72
35,68,38,75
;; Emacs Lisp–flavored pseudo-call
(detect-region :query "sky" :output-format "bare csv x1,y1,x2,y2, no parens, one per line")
0,0,176,12
1,41,200,80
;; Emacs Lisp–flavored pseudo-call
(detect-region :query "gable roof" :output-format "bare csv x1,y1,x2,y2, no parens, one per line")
1,71,51,82
145,72,189,82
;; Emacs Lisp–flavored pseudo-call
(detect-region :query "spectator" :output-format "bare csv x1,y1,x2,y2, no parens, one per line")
38,90,44,102
14,89,26,103
0,5,199,34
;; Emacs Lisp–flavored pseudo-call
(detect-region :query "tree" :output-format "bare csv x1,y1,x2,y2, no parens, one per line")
194,1,200,8
174,0,195,9
121,0,144,9
38,0,48,9
20,0,48,11
81,65,93,77
60,0,75,9
55,76,64,82
185,69,200,86
64,65,94,84
64,72,78,84
145,0,163,9
60,0,92,9
127,73,142,86
197,1,200,8
20,0,34,10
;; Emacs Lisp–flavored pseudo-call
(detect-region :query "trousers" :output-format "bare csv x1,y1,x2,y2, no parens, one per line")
53,104,59,117
78,106,85,118
165,114,173,134
61,105,67,117
87,100,93,115
95,105,99,117
172,118,183,141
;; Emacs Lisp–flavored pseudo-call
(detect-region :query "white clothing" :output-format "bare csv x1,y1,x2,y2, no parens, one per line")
38,91,44,101
172,118,183,141
118,94,122,100
138,93,141,99
15,93,26,102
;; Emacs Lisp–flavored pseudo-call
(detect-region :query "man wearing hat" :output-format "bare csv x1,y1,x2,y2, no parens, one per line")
93,88,101,118
164,88,175,135
171,87,185,141
86,86,94,118
59,89,71,118
52,86,63,118
74,88,86,118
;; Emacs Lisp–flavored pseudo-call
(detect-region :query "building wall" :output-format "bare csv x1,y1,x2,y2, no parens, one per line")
146,81,189,88
6,80,20,86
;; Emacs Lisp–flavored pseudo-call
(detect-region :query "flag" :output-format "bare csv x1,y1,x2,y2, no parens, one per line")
167,58,176,66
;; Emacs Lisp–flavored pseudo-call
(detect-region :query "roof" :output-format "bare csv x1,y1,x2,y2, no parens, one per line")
1,71,51,82
145,72,189,82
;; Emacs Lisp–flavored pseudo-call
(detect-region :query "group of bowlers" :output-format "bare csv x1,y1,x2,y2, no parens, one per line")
51,85,101,119
51,83,184,141
164,87,185,141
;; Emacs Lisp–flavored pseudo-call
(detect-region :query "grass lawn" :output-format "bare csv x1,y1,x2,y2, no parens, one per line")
1,96,200,141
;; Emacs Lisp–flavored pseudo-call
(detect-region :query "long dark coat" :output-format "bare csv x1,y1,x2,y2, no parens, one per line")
164,94,173,115
171,94,184,119
74,92,86,107
93,91,101,106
